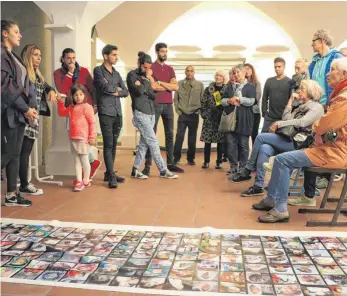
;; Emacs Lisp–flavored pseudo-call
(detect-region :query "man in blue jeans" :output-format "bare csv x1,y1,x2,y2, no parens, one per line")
253,150,314,223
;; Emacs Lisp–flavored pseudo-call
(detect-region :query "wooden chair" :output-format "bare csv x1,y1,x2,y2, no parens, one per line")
298,167,347,227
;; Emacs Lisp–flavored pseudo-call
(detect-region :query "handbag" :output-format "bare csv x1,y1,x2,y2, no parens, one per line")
276,110,306,139
39,91,51,116
218,106,237,133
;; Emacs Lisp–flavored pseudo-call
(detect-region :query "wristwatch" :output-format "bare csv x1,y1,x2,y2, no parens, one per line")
158,81,161,85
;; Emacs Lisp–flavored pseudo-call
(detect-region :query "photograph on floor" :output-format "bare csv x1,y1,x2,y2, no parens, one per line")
1,221,347,295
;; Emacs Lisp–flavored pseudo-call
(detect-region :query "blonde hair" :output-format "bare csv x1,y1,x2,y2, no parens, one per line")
314,29,333,47
20,44,44,84
295,58,309,68
300,80,323,101
214,69,227,84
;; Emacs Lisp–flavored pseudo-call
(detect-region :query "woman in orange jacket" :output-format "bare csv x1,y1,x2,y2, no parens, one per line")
57,84,97,191
253,57,347,223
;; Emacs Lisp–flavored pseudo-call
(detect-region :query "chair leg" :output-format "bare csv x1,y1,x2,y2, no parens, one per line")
319,171,337,209
331,177,347,225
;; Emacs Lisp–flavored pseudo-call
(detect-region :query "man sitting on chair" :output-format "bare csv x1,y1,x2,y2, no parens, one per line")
252,57,347,223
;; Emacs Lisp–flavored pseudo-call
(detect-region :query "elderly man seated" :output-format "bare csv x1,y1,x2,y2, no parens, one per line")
253,57,347,223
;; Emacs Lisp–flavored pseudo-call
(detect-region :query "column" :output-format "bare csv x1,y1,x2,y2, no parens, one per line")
36,1,123,175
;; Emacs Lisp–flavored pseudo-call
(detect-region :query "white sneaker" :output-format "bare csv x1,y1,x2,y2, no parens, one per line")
19,183,43,196
287,194,316,207
160,170,178,179
131,169,148,180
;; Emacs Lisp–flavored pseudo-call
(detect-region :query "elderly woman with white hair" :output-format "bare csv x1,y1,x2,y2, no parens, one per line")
232,79,324,197
221,64,256,175
253,57,347,223
200,70,227,169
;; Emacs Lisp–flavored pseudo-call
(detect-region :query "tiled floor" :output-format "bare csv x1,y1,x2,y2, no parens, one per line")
1,150,347,295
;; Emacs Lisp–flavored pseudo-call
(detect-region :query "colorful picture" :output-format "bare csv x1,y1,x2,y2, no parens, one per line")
1,222,347,295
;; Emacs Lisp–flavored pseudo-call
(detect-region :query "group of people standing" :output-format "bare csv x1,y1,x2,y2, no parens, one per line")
2,18,347,228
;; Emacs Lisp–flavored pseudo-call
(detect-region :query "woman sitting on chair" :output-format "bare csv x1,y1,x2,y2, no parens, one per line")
231,80,324,198
253,57,347,223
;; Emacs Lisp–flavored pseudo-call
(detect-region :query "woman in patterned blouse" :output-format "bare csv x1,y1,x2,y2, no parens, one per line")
19,44,59,195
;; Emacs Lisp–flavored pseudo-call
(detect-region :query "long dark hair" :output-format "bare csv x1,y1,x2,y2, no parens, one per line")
138,51,152,65
66,84,87,107
244,63,259,86
1,20,18,42
60,48,75,64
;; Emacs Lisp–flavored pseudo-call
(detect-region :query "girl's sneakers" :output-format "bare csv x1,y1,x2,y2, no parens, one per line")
73,181,90,192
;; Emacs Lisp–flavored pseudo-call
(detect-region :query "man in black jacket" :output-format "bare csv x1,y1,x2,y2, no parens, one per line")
93,44,129,188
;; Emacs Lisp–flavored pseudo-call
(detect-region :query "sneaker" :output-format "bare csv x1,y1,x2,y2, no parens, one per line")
168,165,184,173
215,162,222,169
90,160,101,179
131,168,148,180
4,192,32,207
229,172,252,183
202,163,209,169
241,186,264,197
290,169,304,180
19,183,43,196
73,181,85,192
142,166,150,177
187,160,196,166
263,162,273,172
288,194,316,207
116,175,125,183
316,177,329,189
160,170,178,179
226,169,237,176
108,173,118,189
222,157,228,163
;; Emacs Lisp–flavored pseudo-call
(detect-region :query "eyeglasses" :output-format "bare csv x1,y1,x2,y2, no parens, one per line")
312,38,321,43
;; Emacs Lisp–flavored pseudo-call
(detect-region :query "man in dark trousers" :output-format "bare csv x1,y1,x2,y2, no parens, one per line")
143,43,184,175
173,65,204,165
261,57,291,132
93,44,129,189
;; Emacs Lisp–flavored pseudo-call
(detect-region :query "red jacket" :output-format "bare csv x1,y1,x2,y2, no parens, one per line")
53,67,96,105
57,99,97,142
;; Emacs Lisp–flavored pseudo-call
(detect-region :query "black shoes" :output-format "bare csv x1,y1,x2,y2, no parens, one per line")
241,186,265,197
187,160,196,166
215,162,222,169
168,165,185,173
142,166,150,177
108,173,118,189
230,168,252,183
202,163,209,169
104,172,125,183
4,192,32,207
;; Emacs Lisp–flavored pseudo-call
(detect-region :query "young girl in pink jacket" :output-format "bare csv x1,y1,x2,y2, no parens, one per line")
57,84,97,191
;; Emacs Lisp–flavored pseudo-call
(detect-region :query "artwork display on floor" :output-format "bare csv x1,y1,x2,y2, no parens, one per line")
1,218,347,295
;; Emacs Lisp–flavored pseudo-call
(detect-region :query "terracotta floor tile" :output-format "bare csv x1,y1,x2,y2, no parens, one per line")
47,287,112,296
1,151,347,295
1,283,51,295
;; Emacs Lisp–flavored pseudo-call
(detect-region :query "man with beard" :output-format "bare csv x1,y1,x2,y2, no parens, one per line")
53,48,101,183
93,44,129,188
143,43,184,176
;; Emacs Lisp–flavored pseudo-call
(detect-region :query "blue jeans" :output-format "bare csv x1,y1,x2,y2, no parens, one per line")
133,110,166,172
266,150,313,213
246,133,295,188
